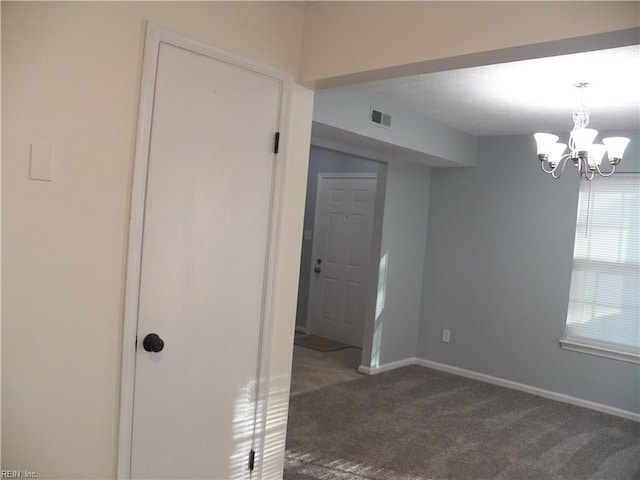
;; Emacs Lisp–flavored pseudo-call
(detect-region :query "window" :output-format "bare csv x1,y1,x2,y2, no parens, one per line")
560,174,640,363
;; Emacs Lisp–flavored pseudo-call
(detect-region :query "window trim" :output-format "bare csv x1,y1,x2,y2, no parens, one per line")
560,337,640,364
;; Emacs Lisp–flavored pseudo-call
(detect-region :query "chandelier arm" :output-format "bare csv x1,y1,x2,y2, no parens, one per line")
541,162,556,174
595,162,616,177
578,158,596,181
551,156,571,179
585,169,595,181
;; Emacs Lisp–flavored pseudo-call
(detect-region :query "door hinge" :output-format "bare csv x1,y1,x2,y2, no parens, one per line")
273,132,280,154
248,449,255,471
135,336,138,351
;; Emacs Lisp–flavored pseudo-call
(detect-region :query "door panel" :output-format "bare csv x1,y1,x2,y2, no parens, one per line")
129,42,281,479
309,176,377,348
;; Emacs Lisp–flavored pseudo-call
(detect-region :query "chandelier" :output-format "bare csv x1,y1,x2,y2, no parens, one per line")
534,82,630,180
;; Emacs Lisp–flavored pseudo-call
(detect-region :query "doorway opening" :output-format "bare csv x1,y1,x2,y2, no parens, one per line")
291,146,386,391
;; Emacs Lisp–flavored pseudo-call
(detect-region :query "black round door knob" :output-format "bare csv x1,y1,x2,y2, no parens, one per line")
143,333,165,353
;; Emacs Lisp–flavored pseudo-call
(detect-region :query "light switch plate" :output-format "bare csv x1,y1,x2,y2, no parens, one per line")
30,144,54,181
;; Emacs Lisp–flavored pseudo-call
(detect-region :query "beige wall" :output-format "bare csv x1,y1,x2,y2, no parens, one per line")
301,1,640,87
1,2,310,478
2,1,638,479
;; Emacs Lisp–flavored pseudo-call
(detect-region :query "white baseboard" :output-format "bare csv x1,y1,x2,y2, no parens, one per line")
359,357,639,422
358,357,416,375
294,326,308,334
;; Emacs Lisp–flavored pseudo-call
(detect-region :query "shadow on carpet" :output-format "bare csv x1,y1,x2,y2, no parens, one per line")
284,365,640,480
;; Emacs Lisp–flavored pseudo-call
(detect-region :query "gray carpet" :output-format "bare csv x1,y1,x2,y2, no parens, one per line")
284,365,640,480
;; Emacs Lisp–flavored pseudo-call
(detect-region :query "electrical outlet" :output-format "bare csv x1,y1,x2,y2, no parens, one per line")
442,329,451,343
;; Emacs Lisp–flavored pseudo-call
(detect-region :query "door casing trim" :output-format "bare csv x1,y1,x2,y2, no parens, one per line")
117,23,292,479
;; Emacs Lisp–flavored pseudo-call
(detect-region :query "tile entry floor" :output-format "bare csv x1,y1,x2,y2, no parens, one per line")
289,333,364,396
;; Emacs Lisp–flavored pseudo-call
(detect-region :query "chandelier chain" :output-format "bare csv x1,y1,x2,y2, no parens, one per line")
572,83,590,131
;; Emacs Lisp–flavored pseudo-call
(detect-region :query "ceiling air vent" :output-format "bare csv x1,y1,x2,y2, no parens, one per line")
370,108,392,128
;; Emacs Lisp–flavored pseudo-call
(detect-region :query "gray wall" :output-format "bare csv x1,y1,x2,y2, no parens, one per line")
365,158,432,368
295,147,384,331
418,130,640,413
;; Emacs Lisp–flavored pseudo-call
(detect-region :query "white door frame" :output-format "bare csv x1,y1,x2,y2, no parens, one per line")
307,172,378,347
117,23,291,479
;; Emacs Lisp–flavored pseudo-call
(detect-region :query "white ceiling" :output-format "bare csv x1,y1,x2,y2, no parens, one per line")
344,45,640,137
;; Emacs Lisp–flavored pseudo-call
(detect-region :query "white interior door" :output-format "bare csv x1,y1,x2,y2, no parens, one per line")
308,174,377,348
127,38,282,479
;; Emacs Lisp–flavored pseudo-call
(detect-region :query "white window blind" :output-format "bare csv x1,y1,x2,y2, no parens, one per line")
563,174,640,362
